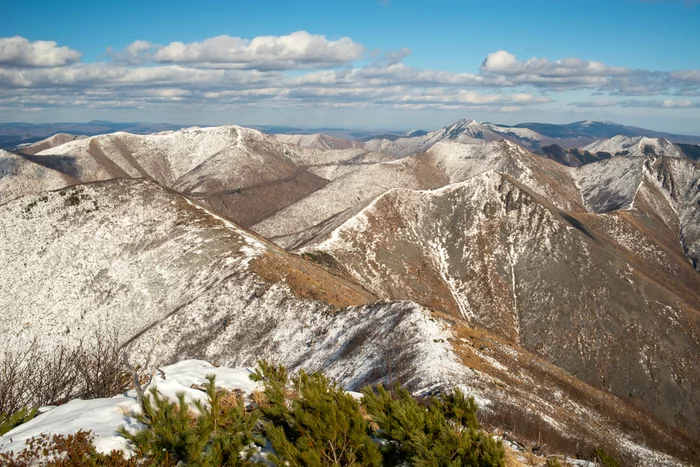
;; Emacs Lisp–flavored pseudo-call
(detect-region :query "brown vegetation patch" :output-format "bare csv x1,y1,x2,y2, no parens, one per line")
250,250,376,310
438,314,700,465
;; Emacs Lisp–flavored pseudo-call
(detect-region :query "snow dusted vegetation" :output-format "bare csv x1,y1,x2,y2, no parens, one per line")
0,360,260,455
1,120,700,465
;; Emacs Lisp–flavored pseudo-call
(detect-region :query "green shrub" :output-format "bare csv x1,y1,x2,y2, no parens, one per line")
545,458,563,467
592,447,621,467
118,374,261,466
361,384,505,467
251,360,382,467
0,406,38,436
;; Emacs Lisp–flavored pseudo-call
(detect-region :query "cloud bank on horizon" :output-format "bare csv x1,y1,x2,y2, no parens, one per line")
1,0,699,133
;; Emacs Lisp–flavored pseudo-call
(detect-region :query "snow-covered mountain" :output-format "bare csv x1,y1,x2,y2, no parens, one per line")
275,133,365,150
582,135,686,158
15,133,87,155
1,123,699,465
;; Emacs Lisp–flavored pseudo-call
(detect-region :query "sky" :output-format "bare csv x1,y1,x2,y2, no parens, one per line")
2,0,700,134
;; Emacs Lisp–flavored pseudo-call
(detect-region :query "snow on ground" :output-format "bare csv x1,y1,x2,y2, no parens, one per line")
0,360,258,455
570,156,643,213
583,135,685,159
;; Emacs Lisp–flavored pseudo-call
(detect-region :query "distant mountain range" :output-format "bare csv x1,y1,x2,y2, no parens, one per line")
4,119,700,153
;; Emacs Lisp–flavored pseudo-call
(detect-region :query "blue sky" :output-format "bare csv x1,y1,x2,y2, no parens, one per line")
2,0,700,134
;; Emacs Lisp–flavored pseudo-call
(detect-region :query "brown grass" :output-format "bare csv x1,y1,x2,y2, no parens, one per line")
250,250,376,310
436,314,700,465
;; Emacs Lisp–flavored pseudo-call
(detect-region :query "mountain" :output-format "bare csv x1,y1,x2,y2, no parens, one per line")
350,119,700,159
297,151,700,438
1,178,697,465
275,133,365,150
582,135,686,159
678,143,700,162
3,126,369,227
362,119,527,157
0,121,190,149
513,120,700,146
2,123,700,464
15,133,87,155
539,136,691,167
537,144,610,167
0,149,79,203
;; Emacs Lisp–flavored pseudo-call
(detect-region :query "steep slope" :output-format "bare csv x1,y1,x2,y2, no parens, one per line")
253,152,449,249
255,140,586,249
0,149,78,204
300,167,700,440
538,144,611,167
482,123,557,150
13,126,348,227
0,181,696,464
677,143,700,162
0,179,377,349
1,174,699,464
583,135,686,159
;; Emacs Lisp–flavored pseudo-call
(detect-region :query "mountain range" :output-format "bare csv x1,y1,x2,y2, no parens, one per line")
1,119,699,465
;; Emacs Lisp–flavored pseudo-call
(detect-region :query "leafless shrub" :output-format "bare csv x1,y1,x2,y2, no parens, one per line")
77,328,130,400
0,329,129,417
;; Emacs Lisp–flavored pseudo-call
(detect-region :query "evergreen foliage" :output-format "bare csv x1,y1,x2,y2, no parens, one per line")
361,384,505,467
6,362,510,467
0,406,38,436
251,360,382,467
592,447,621,467
118,374,261,466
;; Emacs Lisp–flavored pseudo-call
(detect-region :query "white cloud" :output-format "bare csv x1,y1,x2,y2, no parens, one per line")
2,34,699,117
570,99,700,108
0,36,81,67
147,31,365,70
481,51,628,78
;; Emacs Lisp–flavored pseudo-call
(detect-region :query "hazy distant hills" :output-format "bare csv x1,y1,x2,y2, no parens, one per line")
0,121,189,149
1,121,700,464
5,118,700,155
512,120,700,145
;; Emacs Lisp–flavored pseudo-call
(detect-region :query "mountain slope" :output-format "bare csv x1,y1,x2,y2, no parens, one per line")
15,133,87,155
254,140,586,250
12,126,369,227
583,135,686,159
0,149,78,204
298,162,700,439
0,180,697,464
275,133,365,150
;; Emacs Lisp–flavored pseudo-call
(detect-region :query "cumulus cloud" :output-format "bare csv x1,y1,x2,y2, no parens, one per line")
479,50,700,96
2,34,699,115
0,36,81,67
106,40,157,65
140,31,365,70
481,51,628,77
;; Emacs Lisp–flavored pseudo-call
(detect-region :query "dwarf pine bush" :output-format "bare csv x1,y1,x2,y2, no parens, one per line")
118,374,261,466
250,360,382,467
361,384,505,467
10,362,507,467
